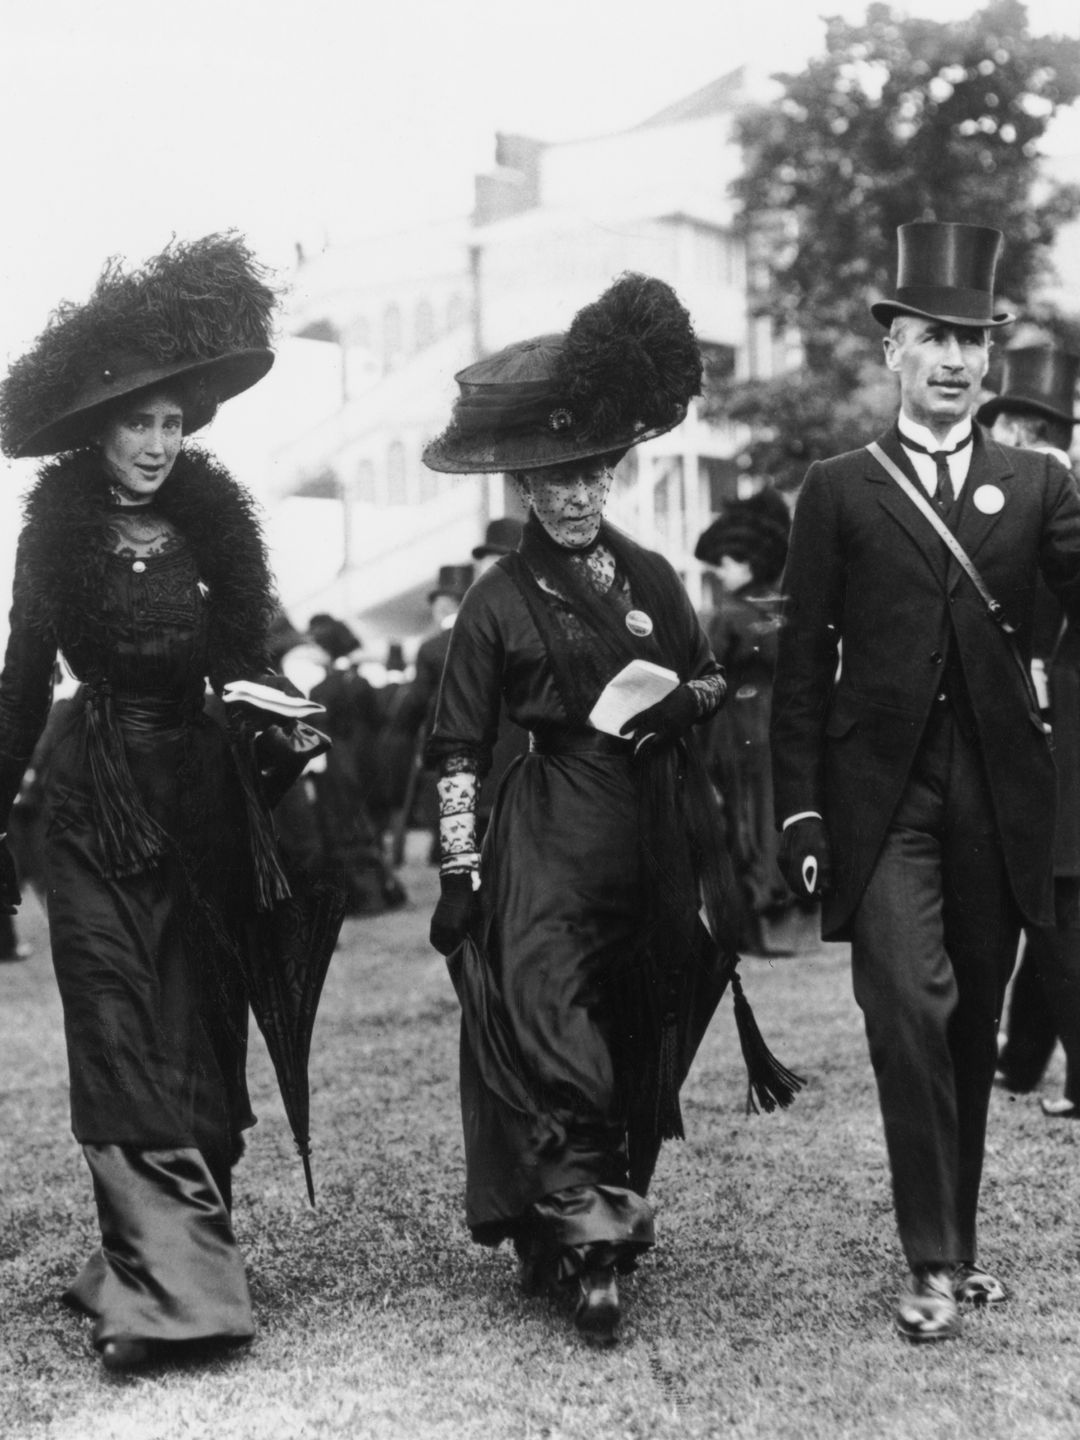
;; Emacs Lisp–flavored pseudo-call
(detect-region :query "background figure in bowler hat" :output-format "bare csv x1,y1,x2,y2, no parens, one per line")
695,489,792,954
392,564,474,863
978,349,1080,1116
771,222,1080,1342
471,518,530,840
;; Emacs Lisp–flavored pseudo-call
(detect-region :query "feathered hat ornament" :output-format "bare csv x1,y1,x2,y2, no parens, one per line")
423,272,702,474
1,232,279,459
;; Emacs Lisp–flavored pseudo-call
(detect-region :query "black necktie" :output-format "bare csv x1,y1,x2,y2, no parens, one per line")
899,429,973,517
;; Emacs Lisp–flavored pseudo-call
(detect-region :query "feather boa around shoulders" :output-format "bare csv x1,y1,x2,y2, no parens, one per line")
16,444,277,689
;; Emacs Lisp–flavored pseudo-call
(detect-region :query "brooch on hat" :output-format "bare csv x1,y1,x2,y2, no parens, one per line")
548,408,574,433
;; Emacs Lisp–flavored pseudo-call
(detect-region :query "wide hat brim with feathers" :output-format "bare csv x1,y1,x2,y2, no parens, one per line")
422,273,702,474
1,233,278,459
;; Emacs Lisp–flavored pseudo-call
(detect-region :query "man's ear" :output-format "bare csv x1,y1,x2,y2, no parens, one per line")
882,336,901,375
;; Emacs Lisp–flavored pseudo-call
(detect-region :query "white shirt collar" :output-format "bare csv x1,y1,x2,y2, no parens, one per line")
897,413,974,453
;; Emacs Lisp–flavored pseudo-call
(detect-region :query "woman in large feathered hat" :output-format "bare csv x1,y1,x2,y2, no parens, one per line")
423,274,800,1344
0,234,315,1371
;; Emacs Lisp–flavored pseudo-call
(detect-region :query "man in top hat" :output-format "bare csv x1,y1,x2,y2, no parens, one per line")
771,222,1080,1342
977,350,1080,1114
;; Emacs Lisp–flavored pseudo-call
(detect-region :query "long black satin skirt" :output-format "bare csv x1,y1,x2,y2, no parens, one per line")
64,1145,253,1349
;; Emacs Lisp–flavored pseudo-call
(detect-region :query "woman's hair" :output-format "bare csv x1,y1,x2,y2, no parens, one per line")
97,375,218,439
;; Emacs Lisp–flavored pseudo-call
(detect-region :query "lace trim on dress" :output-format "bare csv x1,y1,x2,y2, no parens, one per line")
437,769,479,873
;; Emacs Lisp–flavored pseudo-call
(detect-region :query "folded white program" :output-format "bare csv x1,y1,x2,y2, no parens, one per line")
587,660,679,737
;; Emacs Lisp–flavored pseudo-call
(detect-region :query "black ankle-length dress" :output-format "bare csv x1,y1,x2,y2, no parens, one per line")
427,524,731,1272
0,450,285,1352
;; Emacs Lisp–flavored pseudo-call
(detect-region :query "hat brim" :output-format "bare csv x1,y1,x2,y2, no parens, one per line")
870,300,1014,330
14,349,275,458
471,544,512,559
422,409,686,475
976,393,1080,428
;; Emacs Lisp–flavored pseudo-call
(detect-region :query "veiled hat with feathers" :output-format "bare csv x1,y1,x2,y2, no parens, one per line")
422,273,702,474
0,232,278,459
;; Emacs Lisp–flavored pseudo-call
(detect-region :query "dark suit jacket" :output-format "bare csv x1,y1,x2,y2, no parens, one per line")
771,424,1080,939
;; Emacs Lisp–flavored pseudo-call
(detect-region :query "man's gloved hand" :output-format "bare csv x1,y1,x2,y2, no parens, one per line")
778,816,832,900
430,870,480,956
0,835,20,915
619,684,701,756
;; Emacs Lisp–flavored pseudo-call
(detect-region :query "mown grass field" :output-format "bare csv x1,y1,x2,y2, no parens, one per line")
2,847,1079,1440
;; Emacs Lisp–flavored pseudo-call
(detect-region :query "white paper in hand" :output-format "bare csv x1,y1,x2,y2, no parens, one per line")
588,659,679,737
221,680,325,719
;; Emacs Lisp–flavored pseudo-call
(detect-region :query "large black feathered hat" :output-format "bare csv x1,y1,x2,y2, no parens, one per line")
422,273,702,474
870,222,1013,330
976,346,1080,430
0,232,278,459
695,487,790,585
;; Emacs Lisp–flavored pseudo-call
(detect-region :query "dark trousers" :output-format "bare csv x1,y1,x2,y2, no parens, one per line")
999,879,1080,1103
850,707,1021,1270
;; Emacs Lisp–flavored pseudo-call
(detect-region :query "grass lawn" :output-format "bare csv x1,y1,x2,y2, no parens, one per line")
2,843,1079,1440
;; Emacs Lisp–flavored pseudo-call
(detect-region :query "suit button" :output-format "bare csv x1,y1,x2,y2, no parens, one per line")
930,651,943,665
937,692,948,703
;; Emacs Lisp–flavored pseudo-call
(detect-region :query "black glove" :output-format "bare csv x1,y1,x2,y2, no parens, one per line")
430,870,480,956
619,684,700,755
0,835,19,915
778,817,832,900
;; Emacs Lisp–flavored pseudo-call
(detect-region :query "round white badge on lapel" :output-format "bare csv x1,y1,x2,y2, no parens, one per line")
625,609,654,637
973,484,1005,514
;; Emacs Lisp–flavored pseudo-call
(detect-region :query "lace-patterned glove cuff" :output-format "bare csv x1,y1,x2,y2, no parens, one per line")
687,672,727,720
437,769,479,877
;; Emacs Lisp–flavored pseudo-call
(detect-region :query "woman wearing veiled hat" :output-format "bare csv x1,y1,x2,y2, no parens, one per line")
423,275,800,1344
0,235,305,1371
695,489,793,953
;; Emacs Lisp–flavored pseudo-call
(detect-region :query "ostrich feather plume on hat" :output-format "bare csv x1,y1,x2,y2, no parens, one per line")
1,232,279,459
422,272,702,474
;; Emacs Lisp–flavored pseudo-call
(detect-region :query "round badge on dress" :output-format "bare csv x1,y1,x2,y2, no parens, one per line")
132,560,147,574
625,609,653,637
973,484,1005,514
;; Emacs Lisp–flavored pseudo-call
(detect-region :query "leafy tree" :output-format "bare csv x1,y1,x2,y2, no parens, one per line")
707,0,1080,487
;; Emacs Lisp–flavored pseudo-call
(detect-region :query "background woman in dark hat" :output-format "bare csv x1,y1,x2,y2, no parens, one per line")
0,234,302,1371
422,274,796,1344
695,487,792,953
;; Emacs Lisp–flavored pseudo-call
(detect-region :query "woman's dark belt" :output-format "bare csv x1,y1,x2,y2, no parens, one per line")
111,695,192,732
529,729,633,756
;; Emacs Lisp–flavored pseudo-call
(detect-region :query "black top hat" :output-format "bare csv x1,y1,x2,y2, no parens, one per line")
870,222,1014,330
423,273,702,474
0,233,277,459
472,516,523,559
695,487,791,585
385,641,406,673
308,613,362,660
976,347,1080,429
428,564,474,603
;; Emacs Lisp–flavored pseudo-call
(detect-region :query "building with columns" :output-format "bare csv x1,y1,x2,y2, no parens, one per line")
272,68,789,644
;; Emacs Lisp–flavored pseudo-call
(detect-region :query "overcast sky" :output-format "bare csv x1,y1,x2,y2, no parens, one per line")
2,0,1079,357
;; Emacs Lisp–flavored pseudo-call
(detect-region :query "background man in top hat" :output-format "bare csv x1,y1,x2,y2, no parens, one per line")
770,222,1080,1342
977,349,1080,1116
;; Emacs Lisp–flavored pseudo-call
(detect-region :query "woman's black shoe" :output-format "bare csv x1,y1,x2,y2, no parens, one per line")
101,1338,151,1372
574,1263,619,1345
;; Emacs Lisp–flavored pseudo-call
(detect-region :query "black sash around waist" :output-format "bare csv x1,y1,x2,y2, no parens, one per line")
529,728,633,757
